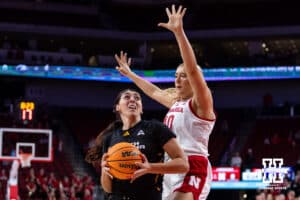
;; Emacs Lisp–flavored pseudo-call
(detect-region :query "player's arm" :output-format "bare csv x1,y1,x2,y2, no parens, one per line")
115,51,174,108
131,138,189,181
159,5,215,119
100,153,113,193
161,138,189,173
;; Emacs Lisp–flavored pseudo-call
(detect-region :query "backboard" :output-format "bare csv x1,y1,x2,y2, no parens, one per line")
0,127,53,162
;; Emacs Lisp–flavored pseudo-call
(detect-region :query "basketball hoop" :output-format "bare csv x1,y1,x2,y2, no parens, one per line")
18,153,32,168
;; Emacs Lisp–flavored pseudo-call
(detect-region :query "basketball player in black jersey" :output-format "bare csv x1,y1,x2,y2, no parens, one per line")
86,89,189,200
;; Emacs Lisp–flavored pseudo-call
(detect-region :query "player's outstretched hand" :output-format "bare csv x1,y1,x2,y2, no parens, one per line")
158,4,186,34
115,51,132,76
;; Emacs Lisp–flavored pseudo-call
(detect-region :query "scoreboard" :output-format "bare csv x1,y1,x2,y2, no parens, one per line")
211,166,294,189
19,101,35,121
212,167,240,181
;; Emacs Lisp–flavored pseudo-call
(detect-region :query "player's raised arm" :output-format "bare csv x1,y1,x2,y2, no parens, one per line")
115,51,174,108
158,5,215,119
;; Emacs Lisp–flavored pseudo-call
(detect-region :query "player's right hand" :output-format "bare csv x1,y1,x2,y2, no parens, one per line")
115,51,132,76
101,153,113,179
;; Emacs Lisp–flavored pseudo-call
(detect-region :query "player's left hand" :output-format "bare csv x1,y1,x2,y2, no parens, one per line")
158,5,186,34
130,154,150,182
115,51,132,76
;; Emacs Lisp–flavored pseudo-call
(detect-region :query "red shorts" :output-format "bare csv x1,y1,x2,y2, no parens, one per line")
9,185,18,200
174,155,211,200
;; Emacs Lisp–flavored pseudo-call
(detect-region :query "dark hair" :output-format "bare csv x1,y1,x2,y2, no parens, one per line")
85,120,122,165
85,89,140,165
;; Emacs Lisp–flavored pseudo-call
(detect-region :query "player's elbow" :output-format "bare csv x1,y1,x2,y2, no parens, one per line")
100,177,112,193
183,158,190,173
101,184,112,193
178,156,190,173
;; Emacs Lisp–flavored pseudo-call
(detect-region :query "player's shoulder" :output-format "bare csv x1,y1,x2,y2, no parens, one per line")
141,119,165,128
145,119,167,130
141,119,164,129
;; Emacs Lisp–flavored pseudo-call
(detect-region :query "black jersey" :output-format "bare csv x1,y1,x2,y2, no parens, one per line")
102,120,176,200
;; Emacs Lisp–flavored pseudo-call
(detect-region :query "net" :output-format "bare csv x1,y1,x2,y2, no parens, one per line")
18,153,32,168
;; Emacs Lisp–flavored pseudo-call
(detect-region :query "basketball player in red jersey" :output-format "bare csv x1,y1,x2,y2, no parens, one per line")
115,5,216,200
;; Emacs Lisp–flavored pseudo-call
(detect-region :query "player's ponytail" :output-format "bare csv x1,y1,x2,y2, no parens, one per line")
85,120,122,165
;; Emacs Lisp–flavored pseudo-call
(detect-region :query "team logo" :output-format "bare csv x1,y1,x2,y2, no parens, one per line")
188,176,201,189
122,131,130,137
137,130,145,136
262,158,288,184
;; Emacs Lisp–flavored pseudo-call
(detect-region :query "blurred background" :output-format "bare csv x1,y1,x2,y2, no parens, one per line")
0,0,300,200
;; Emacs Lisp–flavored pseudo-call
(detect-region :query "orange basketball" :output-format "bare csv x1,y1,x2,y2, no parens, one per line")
106,142,142,180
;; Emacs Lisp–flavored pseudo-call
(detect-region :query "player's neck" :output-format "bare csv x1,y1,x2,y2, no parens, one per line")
178,96,190,102
121,116,141,130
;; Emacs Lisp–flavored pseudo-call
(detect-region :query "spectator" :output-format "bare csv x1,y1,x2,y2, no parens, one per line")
72,173,84,198
266,193,273,200
48,172,59,191
26,179,38,199
69,187,77,200
83,175,94,197
286,189,296,200
47,187,56,200
282,177,292,190
59,189,68,200
243,148,256,169
230,152,242,167
274,193,285,200
59,176,71,196
0,169,8,199
26,168,36,183
88,55,98,66
83,188,93,200
255,190,266,200
290,174,300,198
36,168,46,184
220,119,229,135
36,168,48,198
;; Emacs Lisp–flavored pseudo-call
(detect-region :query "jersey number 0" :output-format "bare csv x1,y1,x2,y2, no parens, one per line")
164,115,174,129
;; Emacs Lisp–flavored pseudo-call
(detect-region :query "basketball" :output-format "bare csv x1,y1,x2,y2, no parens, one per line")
106,142,142,180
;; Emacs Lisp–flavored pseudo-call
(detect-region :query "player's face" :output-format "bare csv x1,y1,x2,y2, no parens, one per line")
175,65,193,100
116,90,143,118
